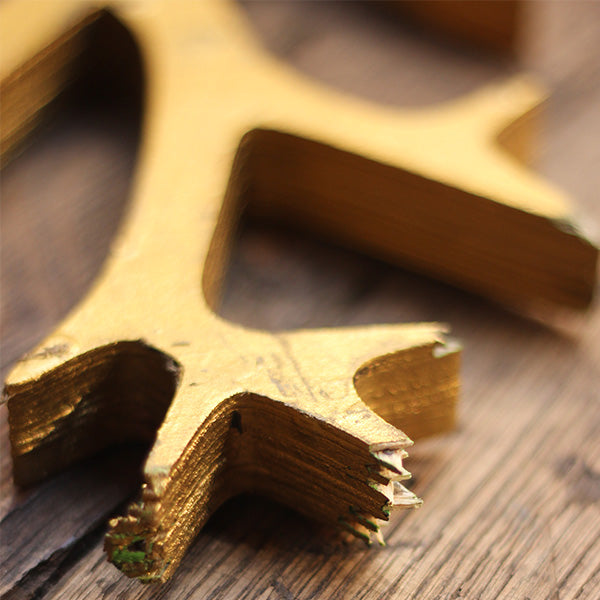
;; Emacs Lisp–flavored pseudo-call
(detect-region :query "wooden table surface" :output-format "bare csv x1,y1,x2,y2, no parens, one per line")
1,2,599,599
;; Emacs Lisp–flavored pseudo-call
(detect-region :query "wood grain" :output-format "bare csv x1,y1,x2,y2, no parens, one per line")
1,1,599,598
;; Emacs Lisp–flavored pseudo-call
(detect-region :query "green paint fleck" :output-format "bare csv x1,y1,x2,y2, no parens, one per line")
338,518,371,545
111,549,147,565
356,515,378,532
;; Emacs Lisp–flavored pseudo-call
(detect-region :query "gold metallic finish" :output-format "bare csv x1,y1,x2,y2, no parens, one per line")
1,0,597,584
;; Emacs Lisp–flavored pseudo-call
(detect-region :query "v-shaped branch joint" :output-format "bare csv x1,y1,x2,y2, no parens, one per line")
1,0,596,584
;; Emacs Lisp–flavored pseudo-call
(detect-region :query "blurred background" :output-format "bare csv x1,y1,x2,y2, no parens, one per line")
1,2,599,599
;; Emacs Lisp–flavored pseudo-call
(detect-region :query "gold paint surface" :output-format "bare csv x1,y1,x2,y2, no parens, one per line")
1,0,597,583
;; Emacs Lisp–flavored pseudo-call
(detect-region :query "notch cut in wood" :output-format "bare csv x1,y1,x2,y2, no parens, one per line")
1,0,597,584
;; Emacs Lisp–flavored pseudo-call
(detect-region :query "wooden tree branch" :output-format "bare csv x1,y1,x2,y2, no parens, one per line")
1,0,597,584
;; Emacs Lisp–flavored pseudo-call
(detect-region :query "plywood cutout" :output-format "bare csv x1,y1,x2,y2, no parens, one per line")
0,0,597,583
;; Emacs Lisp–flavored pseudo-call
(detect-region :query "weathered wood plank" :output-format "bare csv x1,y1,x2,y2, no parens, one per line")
0,440,147,600
1,1,599,598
